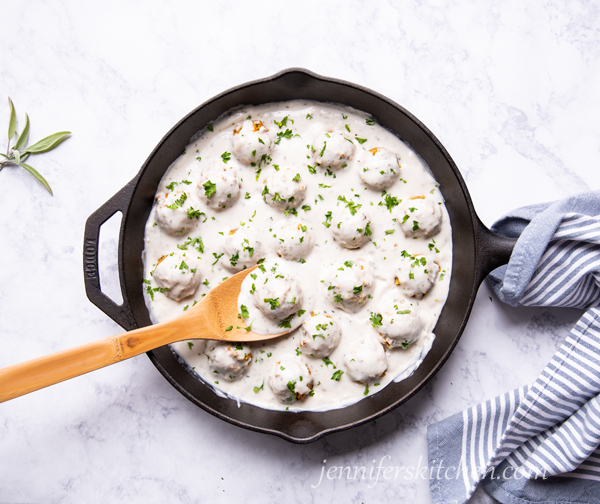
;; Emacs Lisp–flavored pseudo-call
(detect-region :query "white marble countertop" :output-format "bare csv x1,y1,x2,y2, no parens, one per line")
0,1,597,503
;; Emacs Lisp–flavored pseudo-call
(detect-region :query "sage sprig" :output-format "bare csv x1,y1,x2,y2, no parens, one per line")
0,97,71,195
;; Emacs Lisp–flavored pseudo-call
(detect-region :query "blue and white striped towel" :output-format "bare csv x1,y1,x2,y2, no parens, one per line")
427,191,600,504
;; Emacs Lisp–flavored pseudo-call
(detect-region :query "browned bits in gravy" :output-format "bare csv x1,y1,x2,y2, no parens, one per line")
252,120,265,132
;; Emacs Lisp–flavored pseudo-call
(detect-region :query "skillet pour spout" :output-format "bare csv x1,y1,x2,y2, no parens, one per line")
83,68,516,443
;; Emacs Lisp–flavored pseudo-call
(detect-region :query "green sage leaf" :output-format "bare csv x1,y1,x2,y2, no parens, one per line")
14,113,29,151
8,97,17,141
24,131,70,154
14,150,20,164
17,162,53,195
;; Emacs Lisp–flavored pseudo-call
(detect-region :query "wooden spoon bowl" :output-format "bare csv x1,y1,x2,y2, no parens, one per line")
0,266,286,403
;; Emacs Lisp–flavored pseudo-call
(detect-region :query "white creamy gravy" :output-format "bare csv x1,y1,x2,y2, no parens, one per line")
142,100,452,412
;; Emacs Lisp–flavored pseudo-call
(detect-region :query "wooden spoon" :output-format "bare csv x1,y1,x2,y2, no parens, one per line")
0,265,287,403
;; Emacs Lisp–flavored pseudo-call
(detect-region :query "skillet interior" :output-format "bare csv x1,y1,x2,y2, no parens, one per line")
112,69,479,442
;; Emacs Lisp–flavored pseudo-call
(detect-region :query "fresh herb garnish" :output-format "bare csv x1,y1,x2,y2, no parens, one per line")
319,141,327,157
428,240,440,253
278,314,295,328
369,312,383,327
275,129,294,144
331,370,344,381
188,237,204,253
203,180,217,198
337,195,362,215
322,357,336,368
145,285,170,301
166,192,187,209
0,98,71,195
264,298,280,310
379,193,401,212
187,207,203,220
287,380,296,394
274,116,288,129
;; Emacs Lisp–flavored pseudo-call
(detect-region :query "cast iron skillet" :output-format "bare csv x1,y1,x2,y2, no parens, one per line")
83,68,515,443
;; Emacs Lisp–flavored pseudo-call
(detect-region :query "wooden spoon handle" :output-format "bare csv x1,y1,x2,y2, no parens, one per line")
0,273,253,403
0,335,125,403
0,318,196,403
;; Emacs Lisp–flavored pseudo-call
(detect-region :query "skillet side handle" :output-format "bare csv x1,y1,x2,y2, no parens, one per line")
83,180,138,331
474,215,518,287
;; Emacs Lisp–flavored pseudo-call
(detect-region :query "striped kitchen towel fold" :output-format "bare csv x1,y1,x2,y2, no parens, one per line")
427,190,600,504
